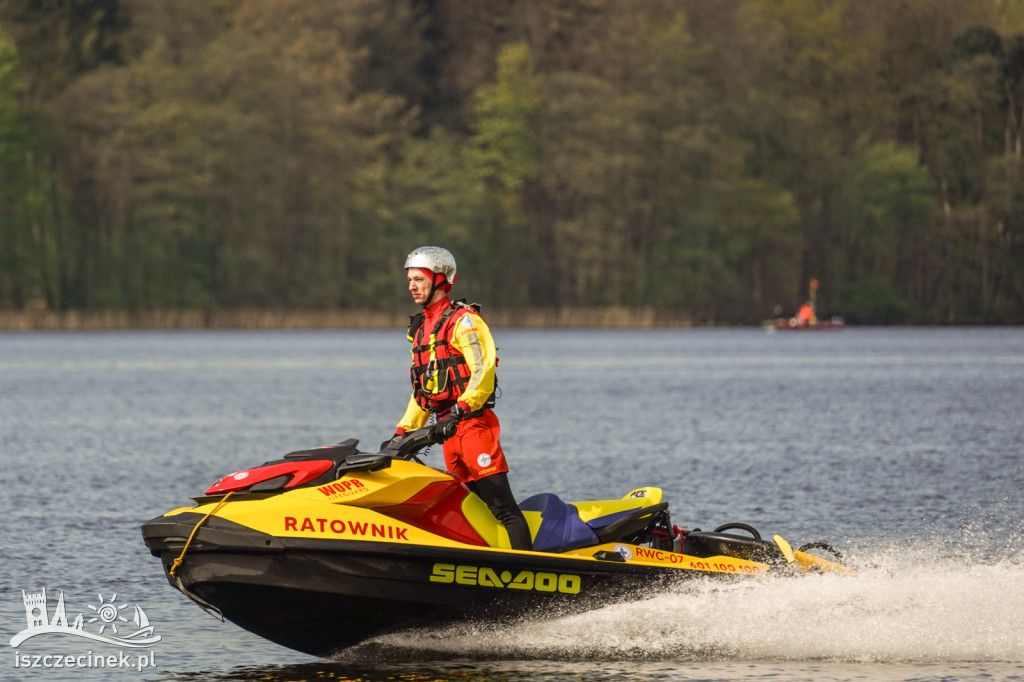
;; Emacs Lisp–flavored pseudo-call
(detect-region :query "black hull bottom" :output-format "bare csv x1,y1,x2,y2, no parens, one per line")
165,548,679,655
191,580,466,656
144,512,728,656
158,546,686,656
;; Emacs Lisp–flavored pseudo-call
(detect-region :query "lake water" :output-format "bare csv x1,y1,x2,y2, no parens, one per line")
2,327,1022,681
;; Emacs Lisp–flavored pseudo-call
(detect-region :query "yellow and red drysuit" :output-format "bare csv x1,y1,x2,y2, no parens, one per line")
397,295,508,481
392,294,531,550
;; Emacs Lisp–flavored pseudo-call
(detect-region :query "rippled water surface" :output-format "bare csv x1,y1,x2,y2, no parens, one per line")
2,327,1022,681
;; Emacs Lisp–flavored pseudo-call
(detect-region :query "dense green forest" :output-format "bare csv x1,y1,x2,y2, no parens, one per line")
1,0,1023,325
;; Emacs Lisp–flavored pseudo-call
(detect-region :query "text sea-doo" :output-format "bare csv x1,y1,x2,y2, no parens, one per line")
142,429,852,657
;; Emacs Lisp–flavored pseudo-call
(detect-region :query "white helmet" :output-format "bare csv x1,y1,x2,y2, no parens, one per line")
404,246,457,284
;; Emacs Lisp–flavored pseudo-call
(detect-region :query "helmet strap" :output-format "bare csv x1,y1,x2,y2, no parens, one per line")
425,272,448,308
426,275,439,307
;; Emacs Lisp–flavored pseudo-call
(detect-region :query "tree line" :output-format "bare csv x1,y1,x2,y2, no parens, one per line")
1,0,1023,324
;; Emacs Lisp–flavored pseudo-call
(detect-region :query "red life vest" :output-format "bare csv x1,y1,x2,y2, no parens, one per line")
407,300,495,414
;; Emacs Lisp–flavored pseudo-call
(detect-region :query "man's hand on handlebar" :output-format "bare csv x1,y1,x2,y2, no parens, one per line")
428,404,465,443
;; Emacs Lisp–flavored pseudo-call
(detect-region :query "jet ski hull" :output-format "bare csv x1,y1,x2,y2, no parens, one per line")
144,511,691,656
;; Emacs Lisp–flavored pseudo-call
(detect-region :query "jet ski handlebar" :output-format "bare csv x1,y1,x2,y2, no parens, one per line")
335,428,436,475
384,427,436,460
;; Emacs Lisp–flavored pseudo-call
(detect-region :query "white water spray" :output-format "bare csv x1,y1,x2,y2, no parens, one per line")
348,548,1024,664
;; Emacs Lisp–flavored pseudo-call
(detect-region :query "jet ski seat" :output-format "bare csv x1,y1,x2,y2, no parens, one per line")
520,493,670,553
519,493,599,553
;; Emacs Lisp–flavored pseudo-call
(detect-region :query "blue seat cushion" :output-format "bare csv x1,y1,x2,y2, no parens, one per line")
519,493,600,553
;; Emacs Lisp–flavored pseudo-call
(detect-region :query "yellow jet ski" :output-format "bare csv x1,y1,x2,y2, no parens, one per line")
141,428,852,657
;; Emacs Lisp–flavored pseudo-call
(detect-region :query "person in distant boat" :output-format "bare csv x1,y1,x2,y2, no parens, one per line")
797,301,817,326
382,246,532,551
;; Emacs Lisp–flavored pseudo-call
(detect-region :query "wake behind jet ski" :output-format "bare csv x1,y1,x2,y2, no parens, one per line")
141,428,852,657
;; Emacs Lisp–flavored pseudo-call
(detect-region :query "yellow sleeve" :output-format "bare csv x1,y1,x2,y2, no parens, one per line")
449,311,497,413
397,393,430,432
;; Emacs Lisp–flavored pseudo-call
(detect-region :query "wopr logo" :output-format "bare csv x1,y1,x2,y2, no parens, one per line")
11,588,161,672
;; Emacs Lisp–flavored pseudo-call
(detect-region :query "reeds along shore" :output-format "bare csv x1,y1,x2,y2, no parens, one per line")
0,307,693,331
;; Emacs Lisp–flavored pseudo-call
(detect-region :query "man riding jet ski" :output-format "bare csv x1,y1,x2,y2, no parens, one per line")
142,428,853,657
383,246,531,550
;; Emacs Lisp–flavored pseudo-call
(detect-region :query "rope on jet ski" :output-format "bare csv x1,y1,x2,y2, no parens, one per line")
169,491,235,577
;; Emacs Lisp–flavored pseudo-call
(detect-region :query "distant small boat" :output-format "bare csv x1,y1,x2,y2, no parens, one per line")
764,316,846,332
764,278,846,332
